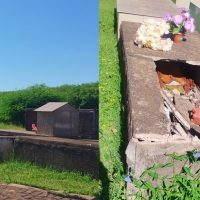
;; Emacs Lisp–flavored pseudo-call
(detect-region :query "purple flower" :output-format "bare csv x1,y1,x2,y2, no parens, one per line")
193,152,200,159
188,16,195,23
190,24,196,32
125,176,132,183
163,13,172,21
184,20,195,32
173,15,184,25
180,7,188,14
182,12,190,19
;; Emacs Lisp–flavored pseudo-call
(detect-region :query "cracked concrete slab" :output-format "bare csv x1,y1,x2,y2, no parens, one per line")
120,21,200,179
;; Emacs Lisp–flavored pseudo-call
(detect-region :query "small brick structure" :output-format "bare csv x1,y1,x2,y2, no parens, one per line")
35,102,79,138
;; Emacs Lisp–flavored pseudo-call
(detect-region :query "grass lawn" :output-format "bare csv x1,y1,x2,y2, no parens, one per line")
99,0,126,199
0,160,100,196
0,123,25,131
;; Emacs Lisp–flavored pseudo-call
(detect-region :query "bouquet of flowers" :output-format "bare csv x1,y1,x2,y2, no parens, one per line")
163,8,195,35
135,8,196,51
134,18,173,51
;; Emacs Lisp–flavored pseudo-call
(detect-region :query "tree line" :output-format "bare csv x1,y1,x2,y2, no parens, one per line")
0,82,98,125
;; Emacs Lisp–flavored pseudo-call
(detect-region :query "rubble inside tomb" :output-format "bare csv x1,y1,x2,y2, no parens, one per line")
156,61,200,142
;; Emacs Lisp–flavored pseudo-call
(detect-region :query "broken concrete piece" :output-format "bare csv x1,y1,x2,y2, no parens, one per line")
126,138,200,177
174,95,194,124
191,108,200,125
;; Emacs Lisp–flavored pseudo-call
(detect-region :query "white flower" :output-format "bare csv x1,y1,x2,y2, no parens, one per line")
135,19,173,51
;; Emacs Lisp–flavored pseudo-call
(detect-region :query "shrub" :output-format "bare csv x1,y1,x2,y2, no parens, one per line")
0,85,60,125
0,82,98,125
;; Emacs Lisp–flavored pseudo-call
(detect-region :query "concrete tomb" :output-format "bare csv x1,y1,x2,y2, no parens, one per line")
120,21,200,177
35,102,79,138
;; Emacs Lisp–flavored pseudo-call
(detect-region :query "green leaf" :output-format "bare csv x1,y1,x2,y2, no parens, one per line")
148,170,159,180
182,166,194,177
166,152,188,161
149,163,174,171
172,27,181,34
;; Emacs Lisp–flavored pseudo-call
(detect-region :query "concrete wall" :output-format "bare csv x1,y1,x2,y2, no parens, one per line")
117,0,178,37
117,0,200,37
14,138,99,179
0,138,14,161
0,135,99,179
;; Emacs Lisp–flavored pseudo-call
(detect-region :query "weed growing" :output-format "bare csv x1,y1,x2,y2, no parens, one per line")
127,151,200,200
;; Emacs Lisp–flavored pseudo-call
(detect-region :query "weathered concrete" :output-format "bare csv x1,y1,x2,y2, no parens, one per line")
121,22,200,64
122,55,169,140
117,0,178,36
120,21,200,179
126,138,200,177
117,0,177,17
0,129,36,136
0,130,99,178
14,136,99,178
173,0,190,9
0,138,14,161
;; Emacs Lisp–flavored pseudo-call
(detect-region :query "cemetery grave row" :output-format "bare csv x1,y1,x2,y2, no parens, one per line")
25,102,98,140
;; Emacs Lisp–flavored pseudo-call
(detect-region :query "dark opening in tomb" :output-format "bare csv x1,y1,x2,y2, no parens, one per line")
155,60,200,139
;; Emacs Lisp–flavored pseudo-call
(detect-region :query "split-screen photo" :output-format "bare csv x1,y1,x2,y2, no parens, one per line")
0,0,200,199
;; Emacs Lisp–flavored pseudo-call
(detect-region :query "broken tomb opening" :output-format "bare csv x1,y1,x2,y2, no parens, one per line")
155,60,200,141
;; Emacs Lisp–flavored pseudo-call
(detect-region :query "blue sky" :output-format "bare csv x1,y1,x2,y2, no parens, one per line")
0,0,98,91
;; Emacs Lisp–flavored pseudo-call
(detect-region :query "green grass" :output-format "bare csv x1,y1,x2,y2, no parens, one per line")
99,0,126,199
0,160,100,196
0,123,25,131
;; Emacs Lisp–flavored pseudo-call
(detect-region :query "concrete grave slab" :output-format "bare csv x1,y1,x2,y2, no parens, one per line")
117,0,178,36
120,21,200,179
121,22,200,64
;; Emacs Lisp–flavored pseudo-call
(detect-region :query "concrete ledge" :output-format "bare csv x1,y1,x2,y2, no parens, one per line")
117,0,177,17
0,129,36,136
117,0,178,36
126,138,200,177
120,22,200,63
122,55,168,139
